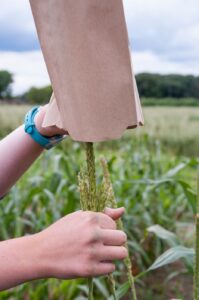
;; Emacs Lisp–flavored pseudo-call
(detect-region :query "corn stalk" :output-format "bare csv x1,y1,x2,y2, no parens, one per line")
100,157,138,300
194,171,199,300
78,144,137,299
78,143,117,299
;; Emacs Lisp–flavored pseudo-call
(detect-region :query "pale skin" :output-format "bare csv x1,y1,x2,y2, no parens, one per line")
0,105,127,291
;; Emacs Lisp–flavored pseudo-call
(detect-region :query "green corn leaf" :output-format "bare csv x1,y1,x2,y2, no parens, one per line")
93,278,109,298
78,284,89,294
178,179,197,213
108,281,130,300
148,246,194,272
147,224,179,247
164,162,187,178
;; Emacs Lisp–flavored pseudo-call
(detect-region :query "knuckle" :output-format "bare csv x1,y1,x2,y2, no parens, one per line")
88,228,101,244
84,263,93,277
86,246,96,262
100,213,116,229
87,212,99,226
98,212,107,223
84,260,97,277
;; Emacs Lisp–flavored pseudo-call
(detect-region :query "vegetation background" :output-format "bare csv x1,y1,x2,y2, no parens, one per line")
0,0,198,298
1,70,199,106
0,97,198,299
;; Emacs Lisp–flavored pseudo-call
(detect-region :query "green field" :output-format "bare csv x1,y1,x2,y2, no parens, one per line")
0,104,198,299
1,104,199,156
0,104,31,137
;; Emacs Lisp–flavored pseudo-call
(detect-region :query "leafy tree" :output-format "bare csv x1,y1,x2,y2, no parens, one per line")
0,70,13,99
24,85,52,104
136,73,163,98
136,73,199,99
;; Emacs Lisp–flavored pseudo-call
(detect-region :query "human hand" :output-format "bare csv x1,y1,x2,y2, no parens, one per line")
34,104,68,137
35,207,127,279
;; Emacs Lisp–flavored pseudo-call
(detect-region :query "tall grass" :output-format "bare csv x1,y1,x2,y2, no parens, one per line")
0,134,198,299
141,97,199,107
0,104,31,138
1,104,199,156
194,173,199,300
0,104,198,299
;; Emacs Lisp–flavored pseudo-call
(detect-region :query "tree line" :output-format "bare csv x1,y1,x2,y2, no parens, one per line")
0,70,52,104
136,73,199,99
0,70,199,104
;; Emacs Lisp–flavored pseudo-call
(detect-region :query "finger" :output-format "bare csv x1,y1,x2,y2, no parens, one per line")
98,246,128,261
39,105,68,135
104,207,125,221
93,262,116,276
40,104,48,111
101,229,127,246
97,213,116,230
48,125,68,136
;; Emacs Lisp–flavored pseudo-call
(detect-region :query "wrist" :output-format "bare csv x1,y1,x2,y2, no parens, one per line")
19,234,49,281
28,233,52,279
24,106,66,150
33,231,62,279
13,233,51,281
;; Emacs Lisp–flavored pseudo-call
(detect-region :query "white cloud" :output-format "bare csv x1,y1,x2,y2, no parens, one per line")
170,24,199,61
0,0,34,33
123,0,199,63
132,51,199,75
0,0,199,94
1,49,199,97
0,51,50,95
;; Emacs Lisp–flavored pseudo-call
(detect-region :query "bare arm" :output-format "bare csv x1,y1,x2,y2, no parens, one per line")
0,125,43,197
0,105,66,197
0,208,127,291
0,106,127,290
0,234,44,290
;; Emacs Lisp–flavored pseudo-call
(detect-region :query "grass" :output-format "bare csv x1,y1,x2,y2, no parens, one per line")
0,103,198,299
141,97,199,107
98,106,199,157
139,106,199,157
0,103,31,138
0,104,199,156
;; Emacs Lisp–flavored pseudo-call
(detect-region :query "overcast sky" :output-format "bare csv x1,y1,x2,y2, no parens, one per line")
0,0,198,94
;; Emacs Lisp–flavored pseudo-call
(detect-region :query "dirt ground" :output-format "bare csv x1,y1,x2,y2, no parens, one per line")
124,262,192,300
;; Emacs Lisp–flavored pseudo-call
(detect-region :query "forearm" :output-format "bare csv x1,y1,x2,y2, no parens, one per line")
0,105,67,197
0,125,44,197
0,234,45,290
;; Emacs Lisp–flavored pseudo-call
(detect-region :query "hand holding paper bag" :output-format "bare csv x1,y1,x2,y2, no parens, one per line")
29,0,144,142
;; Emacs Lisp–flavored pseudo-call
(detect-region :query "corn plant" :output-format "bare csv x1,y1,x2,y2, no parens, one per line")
194,172,199,300
78,142,137,300
0,134,198,299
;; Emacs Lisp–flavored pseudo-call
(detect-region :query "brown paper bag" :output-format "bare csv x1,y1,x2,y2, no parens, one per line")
29,0,144,142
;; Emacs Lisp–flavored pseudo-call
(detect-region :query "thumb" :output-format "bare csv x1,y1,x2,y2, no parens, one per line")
104,207,125,221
